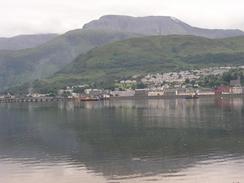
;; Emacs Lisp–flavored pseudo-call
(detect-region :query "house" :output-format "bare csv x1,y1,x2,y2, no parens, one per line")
198,88,215,96
135,89,149,97
176,89,199,96
110,90,135,97
230,87,243,94
164,89,177,96
120,80,137,84
176,89,187,96
230,77,241,87
26,93,46,98
84,89,103,96
148,90,164,96
4,93,15,99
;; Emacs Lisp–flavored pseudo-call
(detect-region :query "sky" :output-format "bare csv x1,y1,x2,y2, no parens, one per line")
1,0,244,37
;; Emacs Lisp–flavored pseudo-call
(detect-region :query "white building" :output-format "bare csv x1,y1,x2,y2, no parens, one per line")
230,87,243,94
148,91,164,96
110,90,135,97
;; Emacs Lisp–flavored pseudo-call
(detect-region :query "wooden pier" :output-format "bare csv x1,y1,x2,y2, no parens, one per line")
0,97,68,103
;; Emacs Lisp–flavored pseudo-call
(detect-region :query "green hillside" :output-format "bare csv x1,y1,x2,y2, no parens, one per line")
24,35,244,92
0,29,139,90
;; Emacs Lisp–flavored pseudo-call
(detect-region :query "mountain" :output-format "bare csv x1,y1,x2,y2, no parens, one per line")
2,15,244,91
30,35,244,91
83,15,244,39
0,29,140,90
0,34,58,50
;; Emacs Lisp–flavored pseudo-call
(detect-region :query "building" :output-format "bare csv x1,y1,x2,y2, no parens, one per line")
26,93,47,98
110,90,135,97
230,77,241,87
135,89,149,97
230,87,243,94
176,89,187,96
58,87,73,96
215,86,230,95
197,88,215,96
148,90,164,96
164,89,177,96
120,80,137,84
84,89,103,96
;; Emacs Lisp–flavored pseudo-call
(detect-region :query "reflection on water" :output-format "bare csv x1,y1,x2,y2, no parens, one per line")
0,97,244,183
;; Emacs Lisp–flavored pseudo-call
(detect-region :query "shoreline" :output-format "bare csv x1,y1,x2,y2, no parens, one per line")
110,94,244,100
1,94,244,104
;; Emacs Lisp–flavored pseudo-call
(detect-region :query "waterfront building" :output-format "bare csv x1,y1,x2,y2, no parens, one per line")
230,87,243,94
164,89,177,96
230,77,241,87
197,88,215,96
215,86,230,95
135,89,149,97
110,90,135,97
148,90,164,96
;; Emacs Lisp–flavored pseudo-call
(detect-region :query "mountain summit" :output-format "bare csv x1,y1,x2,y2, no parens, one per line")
83,15,244,39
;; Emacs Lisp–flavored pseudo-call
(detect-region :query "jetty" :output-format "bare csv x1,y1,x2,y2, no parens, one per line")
0,97,68,104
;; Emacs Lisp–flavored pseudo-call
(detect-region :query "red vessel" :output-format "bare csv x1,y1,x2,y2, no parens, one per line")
80,97,100,101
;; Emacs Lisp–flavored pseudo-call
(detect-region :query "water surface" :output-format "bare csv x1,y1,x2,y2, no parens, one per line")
0,97,244,182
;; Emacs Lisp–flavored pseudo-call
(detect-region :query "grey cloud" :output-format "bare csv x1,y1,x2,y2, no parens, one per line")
0,0,244,37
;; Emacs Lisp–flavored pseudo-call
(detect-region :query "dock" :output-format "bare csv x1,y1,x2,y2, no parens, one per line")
0,97,68,103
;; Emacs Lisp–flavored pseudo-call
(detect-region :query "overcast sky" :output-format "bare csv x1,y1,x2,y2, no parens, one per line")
1,0,244,37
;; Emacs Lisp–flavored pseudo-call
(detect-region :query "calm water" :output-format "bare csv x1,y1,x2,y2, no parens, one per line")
0,97,244,183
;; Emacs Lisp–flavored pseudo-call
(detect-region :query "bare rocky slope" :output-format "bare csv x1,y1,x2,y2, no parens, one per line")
84,15,244,39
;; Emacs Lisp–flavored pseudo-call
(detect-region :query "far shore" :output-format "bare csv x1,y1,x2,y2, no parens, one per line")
1,94,244,104
110,94,244,100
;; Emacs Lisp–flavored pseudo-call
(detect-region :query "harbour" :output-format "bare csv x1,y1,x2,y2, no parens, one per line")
0,97,244,183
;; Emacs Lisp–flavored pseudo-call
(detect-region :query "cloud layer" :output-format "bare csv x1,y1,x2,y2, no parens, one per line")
1,0,244,37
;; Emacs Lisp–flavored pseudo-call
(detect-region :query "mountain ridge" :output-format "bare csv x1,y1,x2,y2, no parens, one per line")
0,34,58,50
83,15,244,39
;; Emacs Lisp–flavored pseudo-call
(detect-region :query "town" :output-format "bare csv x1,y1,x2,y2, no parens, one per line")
1,66,244,103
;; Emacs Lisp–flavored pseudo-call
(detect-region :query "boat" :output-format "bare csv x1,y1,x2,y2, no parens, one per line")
80,95,110,101
80,96,100,101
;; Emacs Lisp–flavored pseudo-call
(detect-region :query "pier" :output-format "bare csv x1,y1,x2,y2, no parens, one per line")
0,97,68,103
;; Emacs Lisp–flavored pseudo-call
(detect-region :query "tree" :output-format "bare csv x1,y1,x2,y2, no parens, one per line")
73,87,85,94
136,82,146,89
185,78,190,84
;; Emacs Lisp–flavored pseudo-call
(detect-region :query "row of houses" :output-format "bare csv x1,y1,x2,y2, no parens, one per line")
215,86,244,95
110,87,244,98
140,66,239,87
